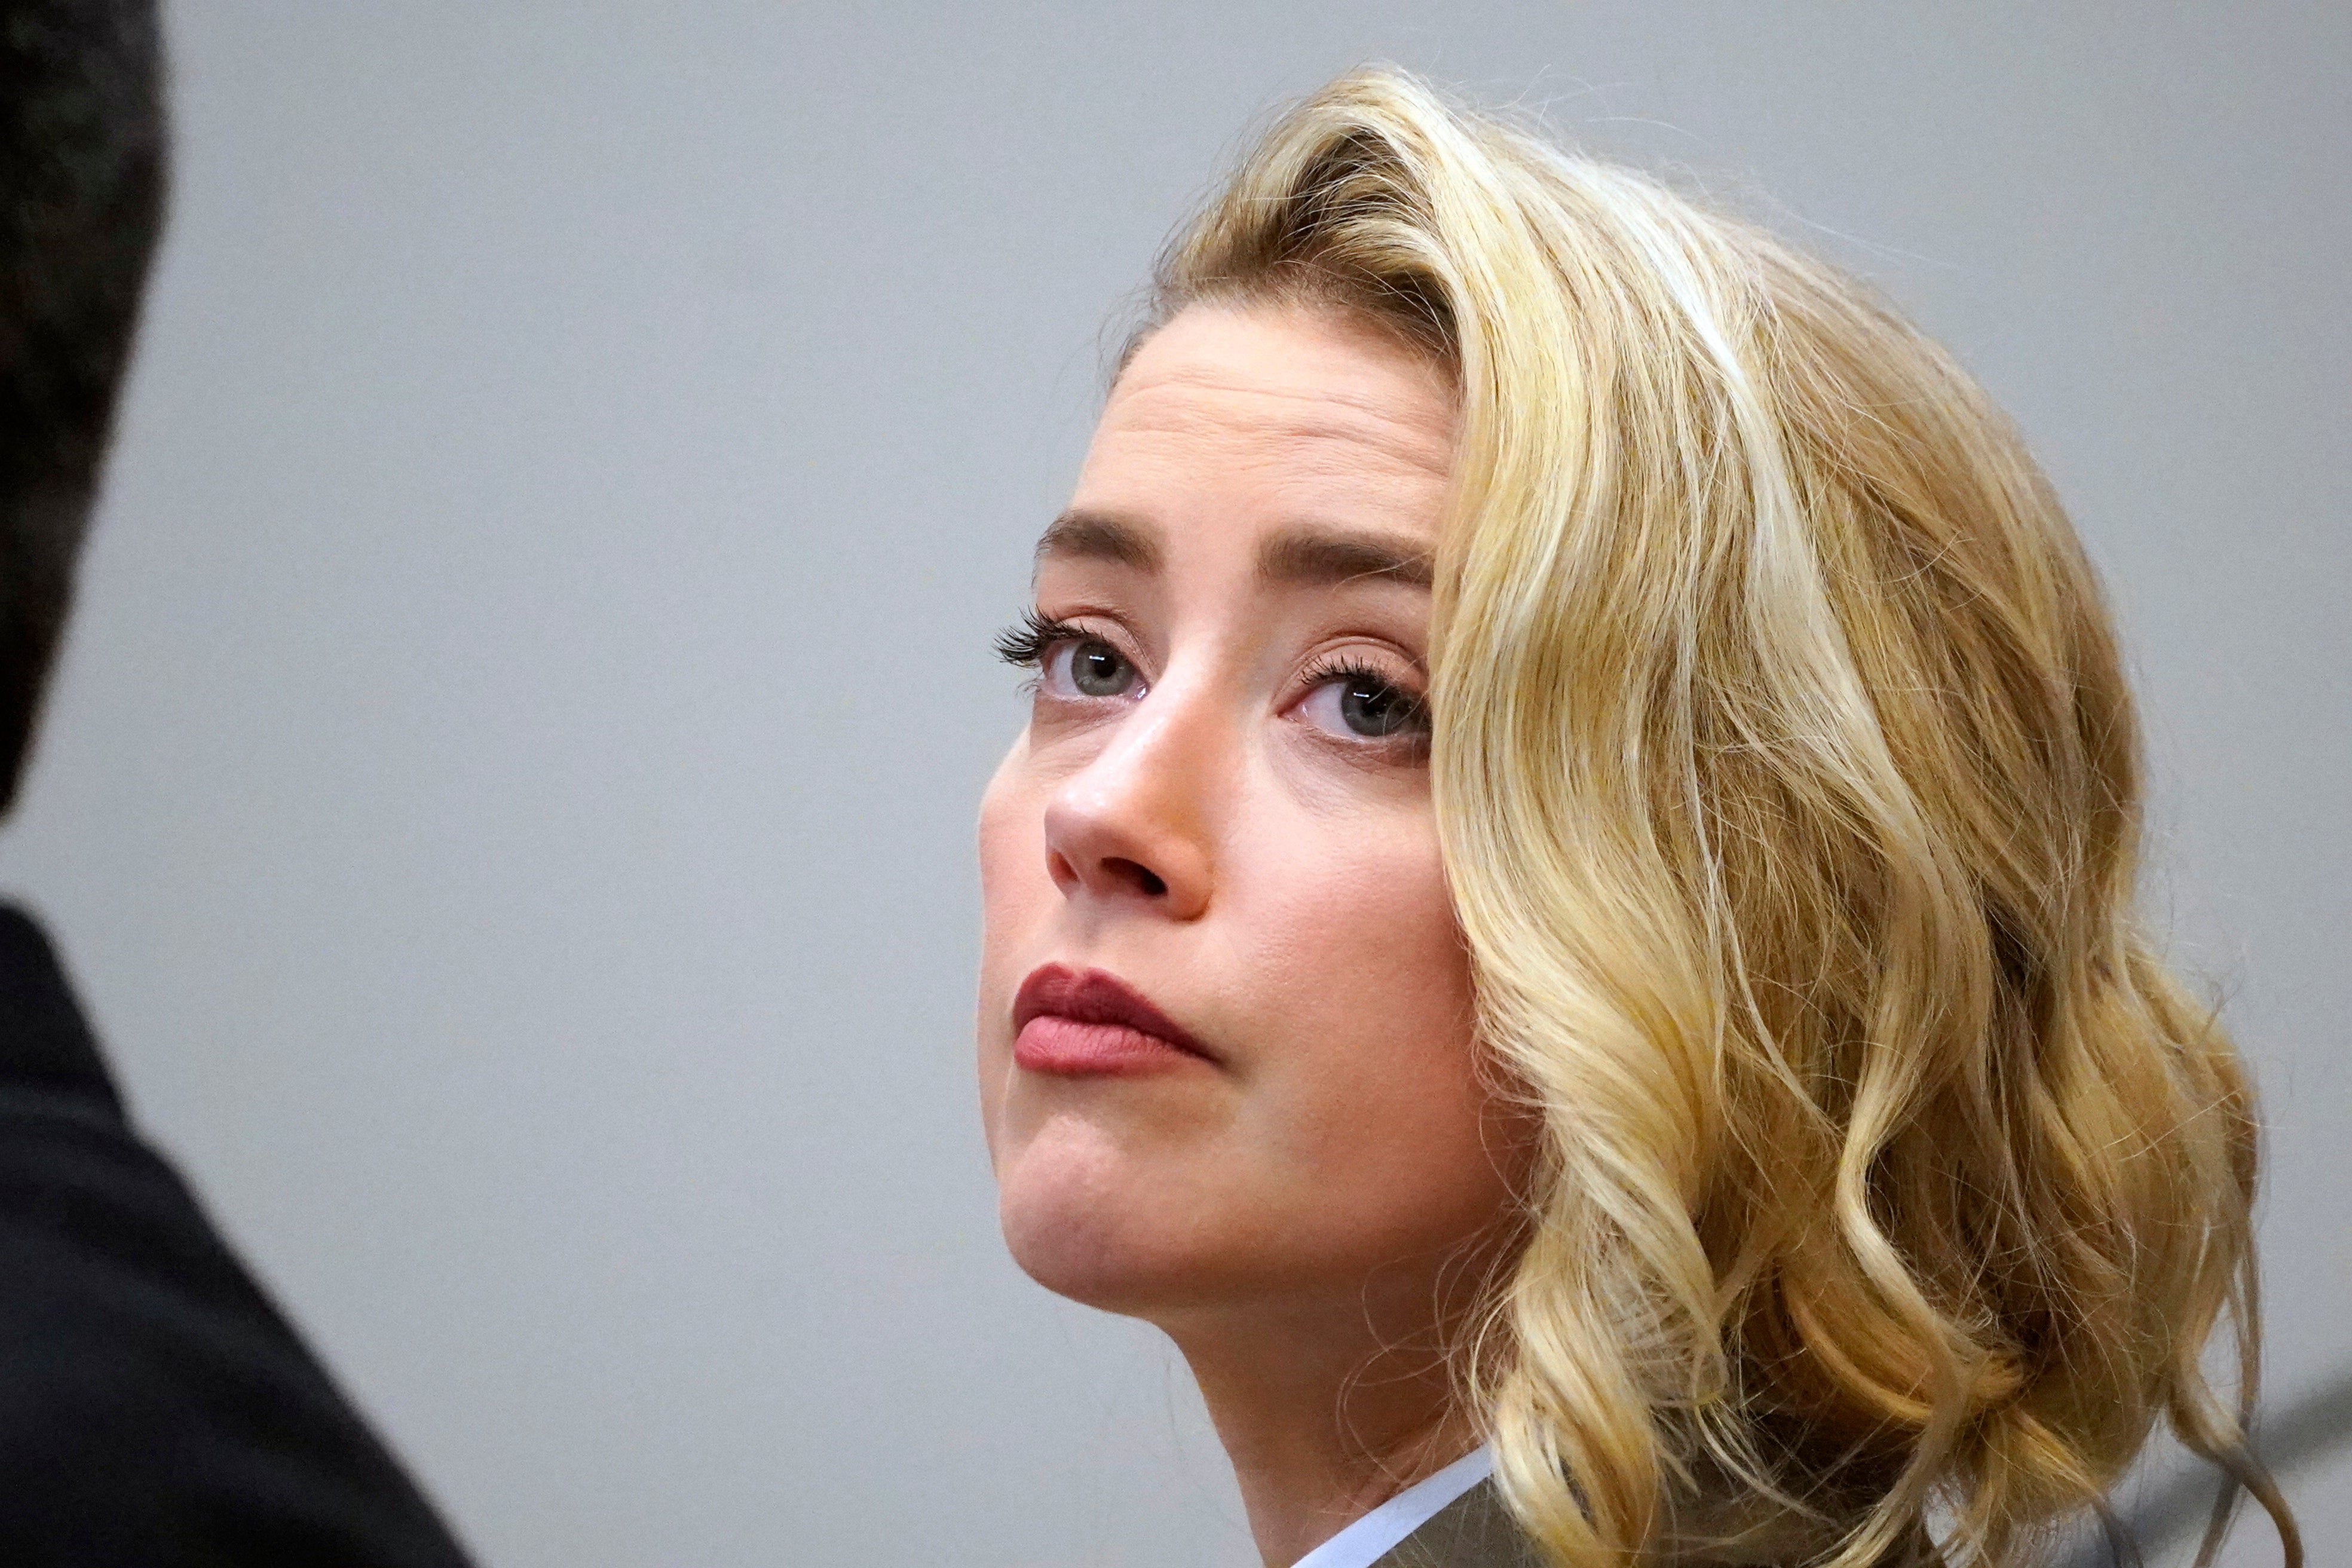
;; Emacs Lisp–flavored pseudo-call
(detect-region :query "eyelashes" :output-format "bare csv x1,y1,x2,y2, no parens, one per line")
992,610,1429,742
992,609,1083,669
1298,653,1422,706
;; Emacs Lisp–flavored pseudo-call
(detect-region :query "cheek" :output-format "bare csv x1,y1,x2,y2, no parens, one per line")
976,758,1046,957
975,754,1051,1154
1258,840,1468,1044
1236,825,1502,1230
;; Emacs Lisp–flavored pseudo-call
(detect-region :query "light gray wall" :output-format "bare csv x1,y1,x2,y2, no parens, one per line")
0,4,2341,1564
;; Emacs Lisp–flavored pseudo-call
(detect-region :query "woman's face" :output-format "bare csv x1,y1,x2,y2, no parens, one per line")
977,303,1524,1334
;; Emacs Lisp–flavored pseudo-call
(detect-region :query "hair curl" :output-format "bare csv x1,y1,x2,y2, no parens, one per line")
1145,66,2293,1568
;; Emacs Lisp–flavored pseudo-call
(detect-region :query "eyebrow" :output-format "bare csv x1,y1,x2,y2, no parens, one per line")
1255,526,1434,590
1035,507,1433,591
1034,509,1160,573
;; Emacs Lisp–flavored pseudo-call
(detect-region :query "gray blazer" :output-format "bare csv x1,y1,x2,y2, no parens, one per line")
1370,1480,1858,1568
1371,1479,1545,1568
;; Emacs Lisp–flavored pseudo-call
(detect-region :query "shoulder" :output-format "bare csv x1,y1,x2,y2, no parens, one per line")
0,912,473,1567
0,1108,476,1566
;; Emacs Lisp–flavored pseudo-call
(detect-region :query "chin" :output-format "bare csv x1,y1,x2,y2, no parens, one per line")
994,1119,1222,1318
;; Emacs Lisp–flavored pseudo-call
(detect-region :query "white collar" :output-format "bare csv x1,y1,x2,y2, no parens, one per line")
1290,1446,1495,1568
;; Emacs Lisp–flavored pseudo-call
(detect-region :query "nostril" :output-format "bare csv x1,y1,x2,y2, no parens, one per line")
1105,858,1167,897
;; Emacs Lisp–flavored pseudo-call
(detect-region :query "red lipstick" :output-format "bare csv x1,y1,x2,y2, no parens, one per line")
1012,964,1216,1076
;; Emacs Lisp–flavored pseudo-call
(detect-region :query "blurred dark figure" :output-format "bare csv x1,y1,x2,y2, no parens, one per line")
0,4,473,1563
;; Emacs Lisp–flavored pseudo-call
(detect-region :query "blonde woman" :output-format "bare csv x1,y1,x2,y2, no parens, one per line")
975,68,2295,1568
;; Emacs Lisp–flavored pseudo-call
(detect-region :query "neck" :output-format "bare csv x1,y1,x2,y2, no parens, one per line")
1163,1297,1481,1568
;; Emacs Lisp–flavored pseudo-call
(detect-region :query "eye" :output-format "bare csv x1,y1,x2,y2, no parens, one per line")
994,611,1146,704
1046,636,1141,700
1297,661,1429,742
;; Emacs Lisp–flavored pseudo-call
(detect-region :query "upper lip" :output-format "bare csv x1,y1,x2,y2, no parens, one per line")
1012,964,1218,1063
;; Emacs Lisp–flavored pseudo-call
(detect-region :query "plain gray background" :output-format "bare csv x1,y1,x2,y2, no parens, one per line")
0,3,2342,1564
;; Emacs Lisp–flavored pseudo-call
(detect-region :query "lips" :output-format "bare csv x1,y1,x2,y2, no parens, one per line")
1011,964,1217,1075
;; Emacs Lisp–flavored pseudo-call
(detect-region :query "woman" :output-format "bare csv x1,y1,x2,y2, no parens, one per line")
975,68,2296,1568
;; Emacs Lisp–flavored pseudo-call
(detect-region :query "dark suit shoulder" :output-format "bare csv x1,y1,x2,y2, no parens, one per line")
1376,1478,1547,1568
0,906,121,1111
0,909,473,1568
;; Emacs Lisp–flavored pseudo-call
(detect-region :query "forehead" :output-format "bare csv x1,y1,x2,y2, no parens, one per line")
1082,305,1455,507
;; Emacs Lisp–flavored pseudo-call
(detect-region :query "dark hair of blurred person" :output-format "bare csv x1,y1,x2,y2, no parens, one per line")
0,4,474,1563
0,0,161,804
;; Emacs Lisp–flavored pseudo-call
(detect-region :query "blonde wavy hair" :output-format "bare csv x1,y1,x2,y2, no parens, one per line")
1139,68,2296,1568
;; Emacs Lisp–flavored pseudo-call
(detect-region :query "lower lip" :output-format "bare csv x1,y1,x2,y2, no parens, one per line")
1013,1016,1205,1076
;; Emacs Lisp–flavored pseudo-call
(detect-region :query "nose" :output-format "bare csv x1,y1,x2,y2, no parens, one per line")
1040,691,1218,921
